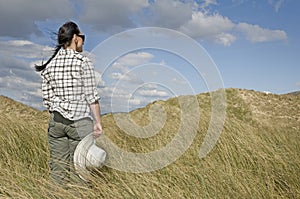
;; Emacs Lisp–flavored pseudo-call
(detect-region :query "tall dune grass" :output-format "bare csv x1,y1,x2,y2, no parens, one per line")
0,89,299,198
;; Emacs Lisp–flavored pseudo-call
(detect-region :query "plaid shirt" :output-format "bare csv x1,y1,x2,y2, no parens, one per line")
41,49,99,120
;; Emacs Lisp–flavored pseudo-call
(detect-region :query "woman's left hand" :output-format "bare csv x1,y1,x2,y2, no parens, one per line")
93,122,103,138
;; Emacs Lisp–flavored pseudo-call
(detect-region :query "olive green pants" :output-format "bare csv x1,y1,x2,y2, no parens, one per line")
48,112,93,185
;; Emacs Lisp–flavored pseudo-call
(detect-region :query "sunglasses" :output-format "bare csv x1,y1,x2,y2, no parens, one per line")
77,34,85,43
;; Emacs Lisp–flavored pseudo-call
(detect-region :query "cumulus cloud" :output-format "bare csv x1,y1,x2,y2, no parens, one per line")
116,52,154,67
0,0,291,111
0,39,52,109
213,33,236,46
0,75,43,109
199,0,218,10
0,0,288,46
100,86,142,112
0,76,40,95
100,84,172,113
137,89,169,97
0,40,51,81
142,0,193,29
106,52,154,86
128,98,142,106
80,0,287,46
109,52,154,75
0,40,52,59
98,51,178,113
79,0,148,31
236,22,288,42
0,0,73,38
110,72,143,85
179,12,234,38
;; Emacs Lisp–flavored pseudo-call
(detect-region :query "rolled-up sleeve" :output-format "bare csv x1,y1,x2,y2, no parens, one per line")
82,57,99,104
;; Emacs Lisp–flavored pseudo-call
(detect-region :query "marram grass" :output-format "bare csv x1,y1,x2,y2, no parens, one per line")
0,89,299,198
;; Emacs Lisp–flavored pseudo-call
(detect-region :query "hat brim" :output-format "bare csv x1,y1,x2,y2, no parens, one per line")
74,133,106,181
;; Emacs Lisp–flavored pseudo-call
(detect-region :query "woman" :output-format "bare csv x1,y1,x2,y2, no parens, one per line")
35,21,102,185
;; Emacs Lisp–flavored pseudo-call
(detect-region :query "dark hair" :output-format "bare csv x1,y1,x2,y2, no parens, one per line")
35,21,80,72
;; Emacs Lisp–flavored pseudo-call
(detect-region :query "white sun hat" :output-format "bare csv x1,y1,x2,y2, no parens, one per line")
74,133,107,181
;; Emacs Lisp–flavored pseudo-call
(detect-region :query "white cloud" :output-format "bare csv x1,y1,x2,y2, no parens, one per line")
268,0,285,12
142,83,159,90
0,0,293,112
213,32,237,46
98,79,173,113
110,52,155,75
111,62,129,73
110,72,143,85
179,12,235,39
104,51,155,87
0,75,42,109
135,83,173,100
104,86,171,112
79,0,148,31
0,40,51,80
7,40,33,46
116,52,154,67
128,98,142,106
0,0,289,47
0,39,53,109
100,86,144,112
0,0,73,38
111,72,127,80
111,88,132,99
0,76,40,91
142,0,193,28
236,22,288,42
137,89,169,97
75,0,287,46
199,0,218,9
0,40,52,59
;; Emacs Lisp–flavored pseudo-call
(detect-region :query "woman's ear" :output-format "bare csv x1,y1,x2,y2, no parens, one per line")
72,34,77,43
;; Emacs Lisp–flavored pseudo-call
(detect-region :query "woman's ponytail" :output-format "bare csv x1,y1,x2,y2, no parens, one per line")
35,44,62,72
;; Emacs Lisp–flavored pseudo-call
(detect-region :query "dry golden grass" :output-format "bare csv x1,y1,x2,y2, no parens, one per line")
0,89,299,198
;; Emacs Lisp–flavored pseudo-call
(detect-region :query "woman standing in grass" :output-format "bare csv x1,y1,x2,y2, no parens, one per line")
35,21,102,185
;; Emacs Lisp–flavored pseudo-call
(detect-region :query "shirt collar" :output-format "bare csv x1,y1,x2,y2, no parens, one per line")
59,48,79,55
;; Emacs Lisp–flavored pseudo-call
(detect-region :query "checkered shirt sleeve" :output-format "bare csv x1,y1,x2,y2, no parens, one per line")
41,72,54,109
41,49,100,120
82,57,99,104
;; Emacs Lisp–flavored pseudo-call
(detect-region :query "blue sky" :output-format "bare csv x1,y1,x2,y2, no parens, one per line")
0,0,299,113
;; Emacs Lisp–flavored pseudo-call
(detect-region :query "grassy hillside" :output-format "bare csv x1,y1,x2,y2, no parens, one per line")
0,89,299,198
